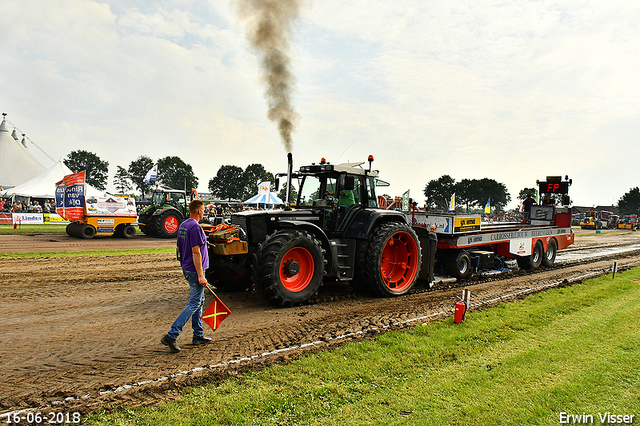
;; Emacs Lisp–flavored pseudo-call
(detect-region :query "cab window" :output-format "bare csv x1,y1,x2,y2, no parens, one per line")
366,177,378,208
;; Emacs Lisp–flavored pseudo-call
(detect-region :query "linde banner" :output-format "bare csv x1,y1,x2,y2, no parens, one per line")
55,171,86,221
12,213,44,225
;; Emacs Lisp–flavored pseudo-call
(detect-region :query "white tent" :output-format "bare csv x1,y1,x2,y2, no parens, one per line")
244,181,284,205
3,160,73,199
0,114,46,189
244,192,284,205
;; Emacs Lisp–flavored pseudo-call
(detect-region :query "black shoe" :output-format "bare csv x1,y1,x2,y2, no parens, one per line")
161,335,181,353
192,336,212,346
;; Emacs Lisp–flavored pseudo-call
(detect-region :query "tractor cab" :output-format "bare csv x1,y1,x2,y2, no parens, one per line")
279,156,382,236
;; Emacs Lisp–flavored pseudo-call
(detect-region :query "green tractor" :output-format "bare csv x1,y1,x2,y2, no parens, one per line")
137,187,191,238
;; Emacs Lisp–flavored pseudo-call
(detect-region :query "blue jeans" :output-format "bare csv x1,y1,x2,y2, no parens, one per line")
167,270,205,340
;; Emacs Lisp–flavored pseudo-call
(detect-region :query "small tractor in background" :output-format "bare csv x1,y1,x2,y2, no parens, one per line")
580,210,607,229
618,214,638,230
138,186,194,238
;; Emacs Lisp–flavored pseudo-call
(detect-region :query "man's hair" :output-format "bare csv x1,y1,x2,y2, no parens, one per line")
189,199,204,214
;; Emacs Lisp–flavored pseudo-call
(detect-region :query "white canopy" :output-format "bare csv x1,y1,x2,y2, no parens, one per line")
3,160,73,199
0,115,46,189
244,192,284,205
2,160,104,201
244,181,283,205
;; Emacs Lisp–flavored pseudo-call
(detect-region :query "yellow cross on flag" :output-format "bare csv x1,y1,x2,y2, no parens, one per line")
201,295,232,331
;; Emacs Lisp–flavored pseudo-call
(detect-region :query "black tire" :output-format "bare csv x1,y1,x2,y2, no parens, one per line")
254,230,325,307
137,213,157,236
80,224,96,239
365,222,422,297
541,238,557,268
122,224,136,239
113,225,124,238
517,240,543,270
153,210,183,238
205,265,253,292
349,241,370,294
68,222,81,238
446,251,471,280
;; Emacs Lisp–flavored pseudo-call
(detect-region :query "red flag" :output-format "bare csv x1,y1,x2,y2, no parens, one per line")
201,295,232,331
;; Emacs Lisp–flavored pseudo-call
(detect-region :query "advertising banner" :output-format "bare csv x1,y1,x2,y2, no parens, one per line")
85,196,137,217
12,213,44,225
45,213,70,224
55,182,65,217
56,171,86,221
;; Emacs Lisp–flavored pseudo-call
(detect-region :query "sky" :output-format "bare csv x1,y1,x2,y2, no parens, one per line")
1,0,639,210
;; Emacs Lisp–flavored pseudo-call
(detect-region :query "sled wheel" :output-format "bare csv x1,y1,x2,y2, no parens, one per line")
255,230,325,306
517,240,544,270
541,238,557,267
365,222,422,297
122,224,136,239
66,223,74,237
154,210,182,238
446,251,471,280
80,224,96,239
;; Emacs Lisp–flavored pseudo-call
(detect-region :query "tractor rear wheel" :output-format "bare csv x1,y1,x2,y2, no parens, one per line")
541,238,557,267
255,230,325,306
365,222,422,297
517,240,544,270
153,210,182,238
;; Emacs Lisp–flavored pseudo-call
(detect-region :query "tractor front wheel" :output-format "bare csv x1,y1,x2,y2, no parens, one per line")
365,222,422,297
255,230,325,306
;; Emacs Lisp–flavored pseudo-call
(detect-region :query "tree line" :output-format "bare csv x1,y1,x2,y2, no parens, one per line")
63,150,640,214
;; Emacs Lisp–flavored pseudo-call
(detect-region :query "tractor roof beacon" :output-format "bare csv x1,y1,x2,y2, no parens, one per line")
205,154,433,307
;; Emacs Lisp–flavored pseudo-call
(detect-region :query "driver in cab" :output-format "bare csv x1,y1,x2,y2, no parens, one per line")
325,176,355,207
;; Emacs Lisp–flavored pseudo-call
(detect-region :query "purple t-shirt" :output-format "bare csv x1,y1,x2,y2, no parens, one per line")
176,218,209,273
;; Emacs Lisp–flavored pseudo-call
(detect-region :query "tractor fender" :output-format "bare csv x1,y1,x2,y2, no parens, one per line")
151,206,183,219
342,209,410,239
277,220,336,274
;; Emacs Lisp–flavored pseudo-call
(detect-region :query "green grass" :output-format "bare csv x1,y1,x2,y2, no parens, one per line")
85,268,640,425
0,224,70,234
0,247,174,259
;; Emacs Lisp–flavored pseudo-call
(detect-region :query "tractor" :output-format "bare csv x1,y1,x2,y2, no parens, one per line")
137,186,191,238
204,154,436,307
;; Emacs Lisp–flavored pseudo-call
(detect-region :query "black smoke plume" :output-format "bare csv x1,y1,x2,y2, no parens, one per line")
238,0,301,153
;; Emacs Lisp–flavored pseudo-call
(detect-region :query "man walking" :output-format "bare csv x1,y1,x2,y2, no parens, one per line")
161,199,212,353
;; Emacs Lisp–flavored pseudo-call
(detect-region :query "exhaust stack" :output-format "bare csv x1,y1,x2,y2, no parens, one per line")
285,152,293,210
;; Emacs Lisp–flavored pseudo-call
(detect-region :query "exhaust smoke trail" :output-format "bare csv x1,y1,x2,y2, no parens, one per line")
238,0,301,153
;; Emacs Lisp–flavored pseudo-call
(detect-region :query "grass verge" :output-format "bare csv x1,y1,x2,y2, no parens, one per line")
0,224,69,234
0,247,173,259
85,268,640,425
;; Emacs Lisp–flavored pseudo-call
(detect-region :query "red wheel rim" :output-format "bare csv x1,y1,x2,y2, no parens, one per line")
279,247,314,292
164,216,179,234
380,231,419,292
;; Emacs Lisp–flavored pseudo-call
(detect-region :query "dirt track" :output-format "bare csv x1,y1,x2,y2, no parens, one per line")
1,229,640,414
